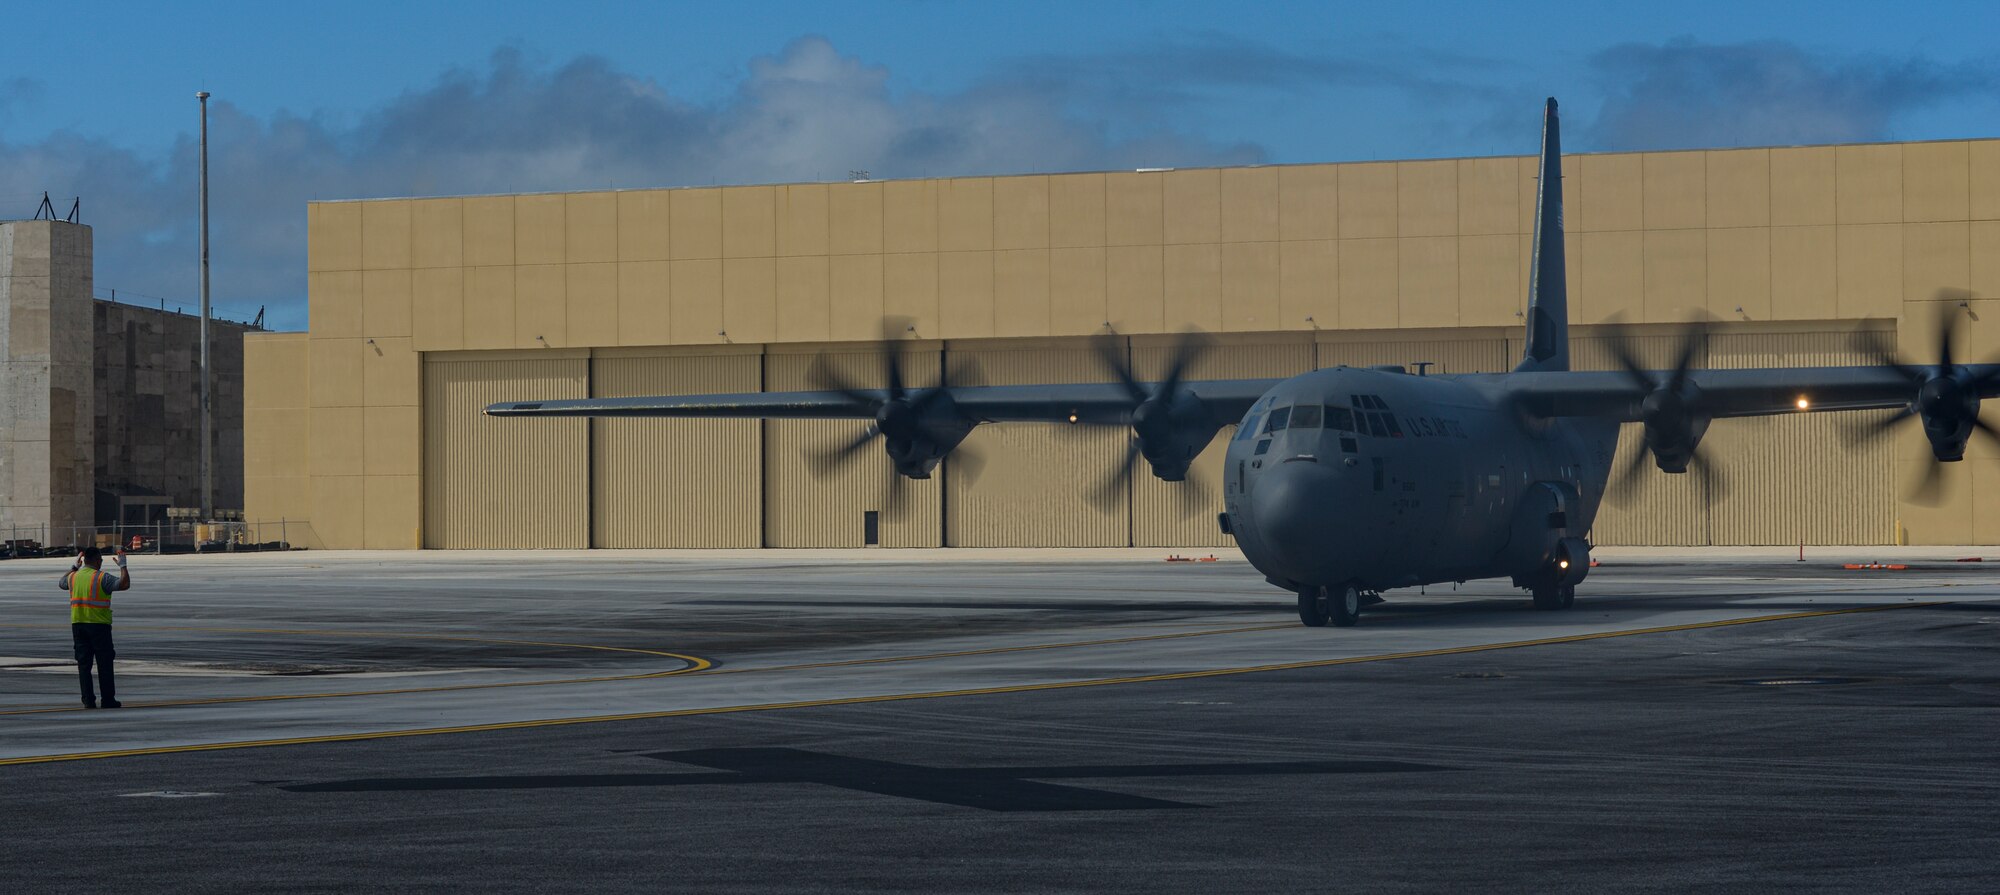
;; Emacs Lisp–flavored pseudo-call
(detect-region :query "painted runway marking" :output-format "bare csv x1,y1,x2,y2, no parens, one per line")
0,601,1942,767
0,622,1293,715
0,625,712,716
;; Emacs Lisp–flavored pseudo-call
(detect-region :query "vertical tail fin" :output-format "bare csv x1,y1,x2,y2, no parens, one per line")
1517,97,1568,373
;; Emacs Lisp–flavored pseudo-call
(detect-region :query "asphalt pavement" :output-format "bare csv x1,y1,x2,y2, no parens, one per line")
1,548,1994,892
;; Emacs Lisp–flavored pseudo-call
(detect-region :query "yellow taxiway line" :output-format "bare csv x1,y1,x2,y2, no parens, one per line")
0,602,1939,767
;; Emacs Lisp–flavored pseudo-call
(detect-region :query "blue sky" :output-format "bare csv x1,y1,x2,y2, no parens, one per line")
5,1,1998,329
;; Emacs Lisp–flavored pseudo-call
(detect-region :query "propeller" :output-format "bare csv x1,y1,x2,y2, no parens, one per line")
1079,331,1215,514
1846,289,2000,505
1600,320,1727,506
804,342,982,513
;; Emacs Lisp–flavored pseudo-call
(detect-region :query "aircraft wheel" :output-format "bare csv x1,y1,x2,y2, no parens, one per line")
1331,584,1362,628
1531,585,1565,611
1297,587,1332,627
1558,585,1576,609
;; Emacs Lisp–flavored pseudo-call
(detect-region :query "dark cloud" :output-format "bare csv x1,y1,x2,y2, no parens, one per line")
1584,38,2000,151
0,38,1265,329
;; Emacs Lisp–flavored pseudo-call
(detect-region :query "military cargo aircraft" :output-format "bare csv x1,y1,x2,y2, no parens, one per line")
489,98,2000,628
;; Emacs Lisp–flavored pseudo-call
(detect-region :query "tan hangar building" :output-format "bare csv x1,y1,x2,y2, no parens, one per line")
243,138,2000,550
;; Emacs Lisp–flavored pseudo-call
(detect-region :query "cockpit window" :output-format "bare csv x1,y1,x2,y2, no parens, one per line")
1327,406,1354,432
1263,406,1291,433
1365,413,1387,437
1290,404,1323,429
1235,413,1263,441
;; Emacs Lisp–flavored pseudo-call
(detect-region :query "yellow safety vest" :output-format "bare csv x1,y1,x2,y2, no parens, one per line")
69,568,113,625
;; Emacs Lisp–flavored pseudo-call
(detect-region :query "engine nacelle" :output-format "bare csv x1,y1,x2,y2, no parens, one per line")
878,394,975,479
1917,374,1981,462
1133,393,1222,482
1639,387,1710,473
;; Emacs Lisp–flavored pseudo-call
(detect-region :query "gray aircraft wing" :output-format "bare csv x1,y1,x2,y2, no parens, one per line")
1486,365,2000,421
484,378,1283,425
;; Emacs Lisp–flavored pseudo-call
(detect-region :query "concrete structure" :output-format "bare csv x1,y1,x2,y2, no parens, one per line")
245,139,2000,549
94,299,252,524
1,219,256,546
2,221,94,543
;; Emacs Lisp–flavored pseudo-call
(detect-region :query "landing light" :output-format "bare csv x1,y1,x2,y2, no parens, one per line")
1067,411,1079,424
1558,559,1570,570
1796,396,1811,410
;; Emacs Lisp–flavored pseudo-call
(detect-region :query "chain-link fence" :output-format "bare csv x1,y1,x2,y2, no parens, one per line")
0,521,303,559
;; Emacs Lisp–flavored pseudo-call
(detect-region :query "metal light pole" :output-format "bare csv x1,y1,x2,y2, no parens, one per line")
197,91,213,520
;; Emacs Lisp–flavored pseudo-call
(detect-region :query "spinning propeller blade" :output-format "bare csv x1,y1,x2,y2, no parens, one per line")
1079,331,1213,512
798,329,983,515
1599,316,1727,506
1844,289,1999,505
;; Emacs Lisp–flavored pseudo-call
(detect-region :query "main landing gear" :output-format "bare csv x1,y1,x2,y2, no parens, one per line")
1298,583,1364,628
1523,537,1590,611
1531,583,1576,611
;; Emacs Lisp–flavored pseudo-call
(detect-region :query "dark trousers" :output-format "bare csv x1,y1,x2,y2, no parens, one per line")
71,623,115,704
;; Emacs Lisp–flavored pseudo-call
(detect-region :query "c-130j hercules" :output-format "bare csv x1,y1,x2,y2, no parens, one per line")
491,98,2000,628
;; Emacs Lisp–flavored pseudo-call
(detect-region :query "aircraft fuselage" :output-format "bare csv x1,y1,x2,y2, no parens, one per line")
1223,366,1617,594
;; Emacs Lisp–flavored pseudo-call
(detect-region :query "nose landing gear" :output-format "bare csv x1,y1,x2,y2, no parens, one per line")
1298,583,1364,628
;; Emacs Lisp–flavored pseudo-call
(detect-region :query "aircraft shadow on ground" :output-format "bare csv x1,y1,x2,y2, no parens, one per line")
278,747,1454,811
680,599,1285,613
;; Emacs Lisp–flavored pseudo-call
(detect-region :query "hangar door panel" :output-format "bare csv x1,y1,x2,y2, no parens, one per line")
1132,335,1313,547
424,354,588,549
593,348,762,548
947,341,1127,547
1704,331,1894,545
764,347,942,547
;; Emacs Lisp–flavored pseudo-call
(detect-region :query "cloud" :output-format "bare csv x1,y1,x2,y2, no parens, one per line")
0,77,40,119
1583,38,2000,151
0,38,1267,329
1000,31,1506,134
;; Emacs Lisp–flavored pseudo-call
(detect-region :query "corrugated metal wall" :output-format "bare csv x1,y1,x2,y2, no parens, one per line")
592,347,763,547
414,325,1895,549
1704,330,1896,545
422,352,589,548
1130,334,1314,547
763,346,944,547
946,340,1126,546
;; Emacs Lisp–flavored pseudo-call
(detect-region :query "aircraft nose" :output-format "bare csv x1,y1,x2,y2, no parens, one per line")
1250,458,1346,581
